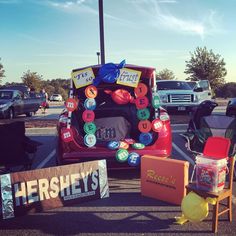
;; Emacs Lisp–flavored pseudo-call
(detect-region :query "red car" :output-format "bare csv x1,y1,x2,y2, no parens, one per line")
57,64,172,168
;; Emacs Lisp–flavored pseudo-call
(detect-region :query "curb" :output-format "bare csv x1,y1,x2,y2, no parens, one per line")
26,127,57,135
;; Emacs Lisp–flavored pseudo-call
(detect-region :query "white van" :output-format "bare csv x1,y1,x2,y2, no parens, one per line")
157,80,212,112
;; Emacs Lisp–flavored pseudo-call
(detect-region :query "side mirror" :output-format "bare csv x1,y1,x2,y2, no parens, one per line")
193,87,203,92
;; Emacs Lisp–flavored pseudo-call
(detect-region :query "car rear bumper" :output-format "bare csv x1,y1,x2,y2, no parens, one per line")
59,147,170,169
162,104,199,112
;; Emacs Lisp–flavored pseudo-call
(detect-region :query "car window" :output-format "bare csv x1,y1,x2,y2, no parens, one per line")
157,81,192,90
187,81,197,89
0,91,13,99
198,80,211,91
14,91,23,99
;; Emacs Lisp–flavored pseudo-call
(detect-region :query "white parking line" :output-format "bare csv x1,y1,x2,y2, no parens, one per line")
171,124,188,127
172,142,195,166
36,149,56,169
172,130,186,133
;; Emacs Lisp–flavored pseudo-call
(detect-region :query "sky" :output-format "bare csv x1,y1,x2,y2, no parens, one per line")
0,0,236,84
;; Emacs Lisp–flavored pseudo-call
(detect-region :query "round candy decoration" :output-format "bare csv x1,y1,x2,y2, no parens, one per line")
116,149,129,163
139,132,153,146
123,138,136,144
61,128,73,143
134,83,148,97
83,122,96,134
85,85,98,99
132,143,145,149
84,98,96,110
137,108,150,120
82,110,95,123
152,118,163,132
119,141,129,149
65,98,78,112
107,140,120,150
135,96,149,109
84,134,96,147
152,95,161,109
138,120,152,133
128,152,141,167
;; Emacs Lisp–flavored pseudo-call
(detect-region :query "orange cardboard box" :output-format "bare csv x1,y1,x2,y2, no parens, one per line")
141,155,189,205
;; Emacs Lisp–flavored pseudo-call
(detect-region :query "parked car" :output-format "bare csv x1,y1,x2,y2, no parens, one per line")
157,80,212,113
0,89,40,119
57,64,172,168
50,94,63,102
226,98,236,117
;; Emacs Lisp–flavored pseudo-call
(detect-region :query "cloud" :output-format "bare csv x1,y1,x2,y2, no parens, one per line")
18,33,64,46
43,0,97,15
41,0,134,25
130,0,222,39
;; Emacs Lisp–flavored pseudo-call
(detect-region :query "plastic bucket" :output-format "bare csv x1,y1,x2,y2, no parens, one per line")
196,155,227,192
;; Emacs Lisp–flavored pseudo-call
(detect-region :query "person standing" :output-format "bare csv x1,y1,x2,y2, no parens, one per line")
41,89,48,114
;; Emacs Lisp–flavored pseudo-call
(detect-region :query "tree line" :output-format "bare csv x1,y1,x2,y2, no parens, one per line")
0,63,70,100
0,47,235,98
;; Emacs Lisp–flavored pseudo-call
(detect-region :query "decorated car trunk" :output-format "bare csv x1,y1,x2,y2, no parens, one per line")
57,61,172,168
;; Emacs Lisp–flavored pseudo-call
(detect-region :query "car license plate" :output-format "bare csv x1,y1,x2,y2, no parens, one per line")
178,106,186,111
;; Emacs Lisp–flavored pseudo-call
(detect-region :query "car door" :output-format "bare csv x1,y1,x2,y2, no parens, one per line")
197,80,212,101
13,91,24,115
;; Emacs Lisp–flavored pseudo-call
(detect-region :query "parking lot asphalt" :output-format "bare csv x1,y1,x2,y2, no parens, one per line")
1,104,235,235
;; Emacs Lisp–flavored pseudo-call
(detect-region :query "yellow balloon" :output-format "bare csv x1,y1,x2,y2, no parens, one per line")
175,192,217,225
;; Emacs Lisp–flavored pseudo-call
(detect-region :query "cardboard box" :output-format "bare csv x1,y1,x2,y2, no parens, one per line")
141,155,189,205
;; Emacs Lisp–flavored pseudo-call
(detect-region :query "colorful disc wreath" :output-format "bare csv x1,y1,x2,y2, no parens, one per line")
65,98,78,112
83,122,96,134
85,85,98,99
107,141,120,150
116,149,129,162
134,83,148,97
135,96,149,109
132,143,145,149
119,141,129,149
152,118,163,132
128,152,141,167
84,98,96,110
82,110,95,123
152,95,161,109
84,134,96,147
137,108,150,120
138,120,152,133
139,132,153,145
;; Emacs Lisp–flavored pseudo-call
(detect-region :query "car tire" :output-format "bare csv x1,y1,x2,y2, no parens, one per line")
8,108,14,119
26,112,33,117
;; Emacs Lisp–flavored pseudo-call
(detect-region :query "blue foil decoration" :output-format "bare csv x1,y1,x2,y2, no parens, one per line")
93,60,126,86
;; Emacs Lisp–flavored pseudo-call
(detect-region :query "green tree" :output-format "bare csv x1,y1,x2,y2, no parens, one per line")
0,58,5,84
21,70,43,92
156,68,176,80
185,47,227,91
215,82,236,98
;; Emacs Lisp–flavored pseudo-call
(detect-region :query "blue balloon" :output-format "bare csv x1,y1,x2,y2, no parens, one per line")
93,60,126,86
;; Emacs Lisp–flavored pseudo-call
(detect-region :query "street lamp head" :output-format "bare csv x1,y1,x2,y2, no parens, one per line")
96,52,100,56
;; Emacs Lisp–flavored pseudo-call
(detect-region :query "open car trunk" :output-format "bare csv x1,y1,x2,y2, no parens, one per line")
58,64,172,168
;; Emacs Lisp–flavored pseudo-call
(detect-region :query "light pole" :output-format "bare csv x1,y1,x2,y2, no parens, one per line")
96,52,100,64
98,0,105,65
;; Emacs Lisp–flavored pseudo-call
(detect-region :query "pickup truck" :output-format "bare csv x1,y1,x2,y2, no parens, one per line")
0,89,41,119
157,80,212,112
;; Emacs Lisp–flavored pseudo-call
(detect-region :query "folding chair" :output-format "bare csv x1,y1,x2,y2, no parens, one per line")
0,121,41,173
187,157,235,233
